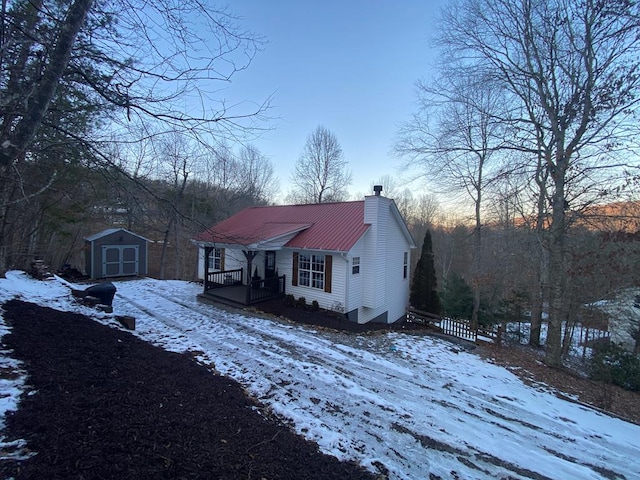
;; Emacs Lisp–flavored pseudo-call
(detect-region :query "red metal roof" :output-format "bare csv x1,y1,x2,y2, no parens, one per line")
194,201,370,252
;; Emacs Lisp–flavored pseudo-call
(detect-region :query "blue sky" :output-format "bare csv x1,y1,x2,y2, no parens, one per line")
225,0,445,201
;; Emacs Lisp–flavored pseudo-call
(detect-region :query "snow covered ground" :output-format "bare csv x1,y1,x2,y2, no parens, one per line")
1,271,639,479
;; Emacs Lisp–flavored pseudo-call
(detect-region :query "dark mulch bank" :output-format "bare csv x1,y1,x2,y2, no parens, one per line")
0,299,376,480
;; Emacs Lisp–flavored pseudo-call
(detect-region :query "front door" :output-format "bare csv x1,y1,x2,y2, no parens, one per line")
264,251,276,278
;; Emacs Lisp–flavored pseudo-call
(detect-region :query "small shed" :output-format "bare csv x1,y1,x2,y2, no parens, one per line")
84,228,149,279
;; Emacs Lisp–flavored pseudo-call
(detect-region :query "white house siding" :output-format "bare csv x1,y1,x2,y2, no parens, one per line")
362,195,389,309
228,248,253,274
353,196,412,324
197,248,206,279
346,237,397,324
282,249,348,312
346,238,365,320
385,213,411,322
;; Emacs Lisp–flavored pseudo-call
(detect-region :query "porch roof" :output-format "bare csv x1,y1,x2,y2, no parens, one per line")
205,222,312,248
194,201,370,252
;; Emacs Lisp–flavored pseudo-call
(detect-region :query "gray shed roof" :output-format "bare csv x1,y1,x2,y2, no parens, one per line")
84,228,150,242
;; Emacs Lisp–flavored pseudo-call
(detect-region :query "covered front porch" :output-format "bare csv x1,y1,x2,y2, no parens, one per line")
199,246,285,307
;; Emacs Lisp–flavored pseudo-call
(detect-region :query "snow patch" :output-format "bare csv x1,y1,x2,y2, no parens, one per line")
0,272,638,479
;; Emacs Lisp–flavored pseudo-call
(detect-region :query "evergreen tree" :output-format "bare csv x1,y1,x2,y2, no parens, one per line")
441,273,473,319
410,230,441,315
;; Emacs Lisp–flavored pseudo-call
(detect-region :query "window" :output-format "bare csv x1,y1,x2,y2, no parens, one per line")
298,253,325,289
292,252,332,293
352,256,360,275
208,248,223,270
403,252,408,279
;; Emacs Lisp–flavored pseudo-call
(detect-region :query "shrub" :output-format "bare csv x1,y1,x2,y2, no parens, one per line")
331,301,344,313
589,342,640,391
311,300,319,311
284,294,296,306
296,296,307,308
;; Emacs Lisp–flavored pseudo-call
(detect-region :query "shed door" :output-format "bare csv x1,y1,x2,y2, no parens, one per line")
102,245,139,277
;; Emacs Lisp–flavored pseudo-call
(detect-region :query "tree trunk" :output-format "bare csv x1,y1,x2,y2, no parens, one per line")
529,141,550,348
159,219,174,280
529,231,548,347
1,0,44,145
0,0,94,167
529,277,544,347
0,165,21,273
545,169,568,367
471,289,481,325
561,296,577,359
471,180,483,329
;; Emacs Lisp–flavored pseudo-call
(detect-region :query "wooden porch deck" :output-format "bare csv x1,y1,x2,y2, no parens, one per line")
199,271,286,308
198,285,252,308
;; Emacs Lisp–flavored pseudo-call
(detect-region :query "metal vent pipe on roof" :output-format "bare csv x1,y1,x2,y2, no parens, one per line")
373,185,383,196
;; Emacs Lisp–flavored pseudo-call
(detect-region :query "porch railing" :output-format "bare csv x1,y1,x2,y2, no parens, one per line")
407,307,501,344
205,268,243,291
439,317,477,342
247,275,286,304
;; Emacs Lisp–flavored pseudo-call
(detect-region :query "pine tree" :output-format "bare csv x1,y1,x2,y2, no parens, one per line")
441,273,473,319
410,230,441,315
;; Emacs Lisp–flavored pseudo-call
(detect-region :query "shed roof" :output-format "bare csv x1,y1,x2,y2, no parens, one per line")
84,228,150,243
194,201,370,252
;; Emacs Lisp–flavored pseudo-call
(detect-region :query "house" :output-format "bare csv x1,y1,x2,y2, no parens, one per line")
192,186,416,324
590,288,640,353
84,228,149,279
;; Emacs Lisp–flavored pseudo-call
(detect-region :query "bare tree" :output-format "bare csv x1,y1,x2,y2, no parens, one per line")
287,126,351,204
435,0,640,366
397,74,509,328
414,194,441,229
237,144,279,204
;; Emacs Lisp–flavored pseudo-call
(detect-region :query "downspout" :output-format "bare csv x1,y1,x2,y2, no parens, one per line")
90,239,95,279
342,252,349,319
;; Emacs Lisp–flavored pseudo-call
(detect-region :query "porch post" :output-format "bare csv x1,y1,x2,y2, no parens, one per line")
242,250,258,285
243,250,258,305
203,246,212,292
